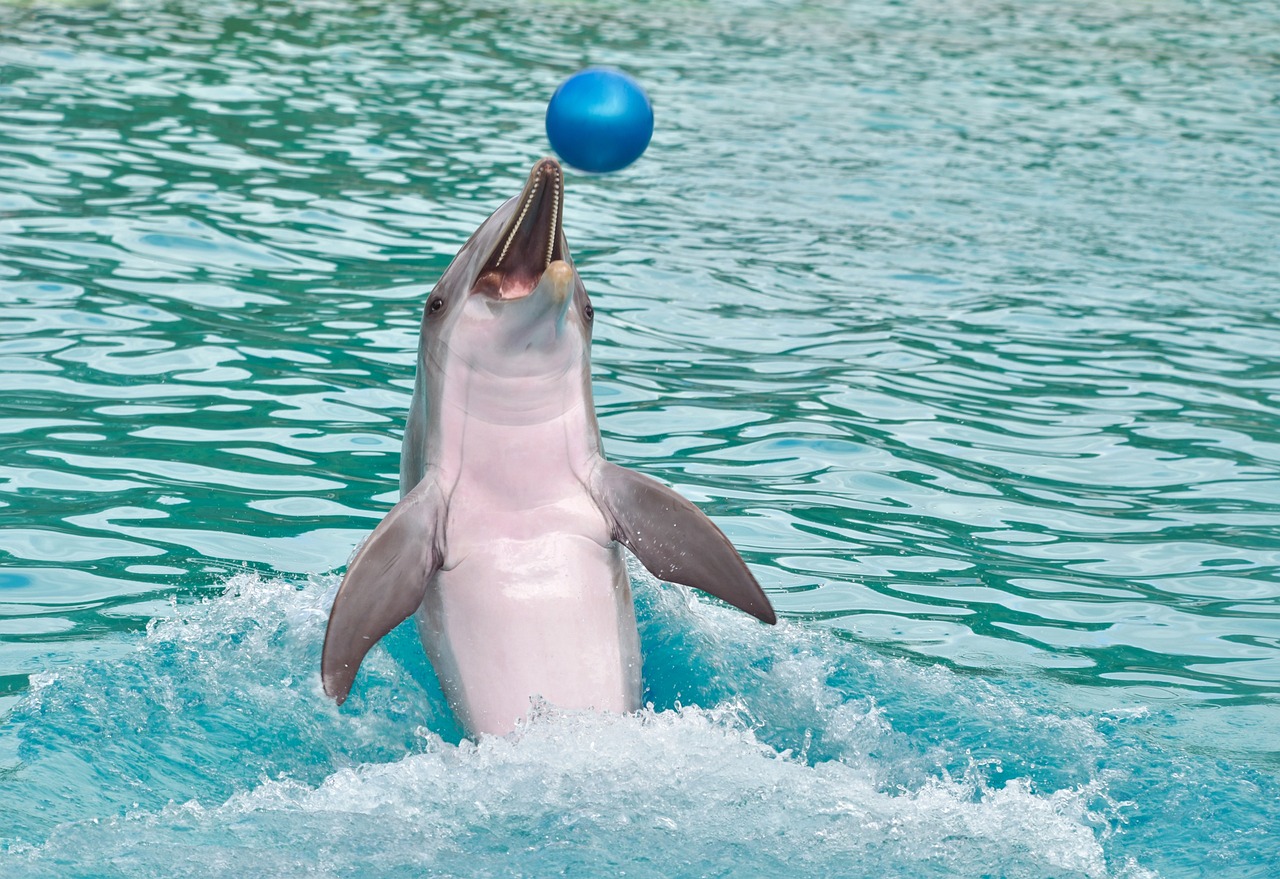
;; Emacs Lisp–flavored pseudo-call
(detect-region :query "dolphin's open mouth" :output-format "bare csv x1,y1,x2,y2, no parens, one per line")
473,158,566,300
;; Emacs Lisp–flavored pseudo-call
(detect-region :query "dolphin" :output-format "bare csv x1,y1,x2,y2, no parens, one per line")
322,158,776,736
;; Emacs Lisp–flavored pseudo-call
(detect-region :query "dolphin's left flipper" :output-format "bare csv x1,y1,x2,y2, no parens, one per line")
322,476,445,704
591,462,777,625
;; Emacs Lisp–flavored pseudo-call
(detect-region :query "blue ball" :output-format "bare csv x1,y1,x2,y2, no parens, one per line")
546,68,653,174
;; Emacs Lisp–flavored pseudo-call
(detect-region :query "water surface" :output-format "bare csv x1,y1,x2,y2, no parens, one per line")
1,0,1278,876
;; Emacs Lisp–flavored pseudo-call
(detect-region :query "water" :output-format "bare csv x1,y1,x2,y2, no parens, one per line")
1,0,1277,875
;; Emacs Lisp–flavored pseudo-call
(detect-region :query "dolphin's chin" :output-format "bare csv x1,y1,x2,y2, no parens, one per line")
473,158,567,301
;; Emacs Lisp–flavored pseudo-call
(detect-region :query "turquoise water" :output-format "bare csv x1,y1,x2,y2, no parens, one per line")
2,0,1278,875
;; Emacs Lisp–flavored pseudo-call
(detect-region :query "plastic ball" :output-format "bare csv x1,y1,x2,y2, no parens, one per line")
545,68,653,173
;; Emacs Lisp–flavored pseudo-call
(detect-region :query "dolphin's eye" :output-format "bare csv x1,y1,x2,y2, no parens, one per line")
583,303,594,321
428,296,445,316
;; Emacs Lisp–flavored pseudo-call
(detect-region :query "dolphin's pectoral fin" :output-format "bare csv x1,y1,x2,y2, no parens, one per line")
322,476,445,704
591,462,777,625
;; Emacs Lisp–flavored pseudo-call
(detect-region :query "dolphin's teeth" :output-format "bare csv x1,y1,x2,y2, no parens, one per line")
496,175,540,268
546,171,560,269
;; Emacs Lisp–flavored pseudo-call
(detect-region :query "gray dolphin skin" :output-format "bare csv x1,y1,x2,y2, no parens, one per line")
322,158,776,736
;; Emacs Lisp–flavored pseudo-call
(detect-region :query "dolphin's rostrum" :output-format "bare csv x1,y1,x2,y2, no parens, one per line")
322,158,776,736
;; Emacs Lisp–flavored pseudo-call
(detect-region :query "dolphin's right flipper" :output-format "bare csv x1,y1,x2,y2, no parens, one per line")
591,462,777,625
322,476,445,704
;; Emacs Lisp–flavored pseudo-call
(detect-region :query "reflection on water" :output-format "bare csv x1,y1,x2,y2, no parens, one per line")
0,0,1278,874
3,0,1275,707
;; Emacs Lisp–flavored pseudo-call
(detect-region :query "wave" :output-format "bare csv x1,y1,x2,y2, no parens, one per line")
8,569,1271,877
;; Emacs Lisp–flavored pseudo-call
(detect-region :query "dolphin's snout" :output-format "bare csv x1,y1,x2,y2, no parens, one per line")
472,159,566,301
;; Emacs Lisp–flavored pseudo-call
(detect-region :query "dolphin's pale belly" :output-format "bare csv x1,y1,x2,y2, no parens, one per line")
416,529,642,737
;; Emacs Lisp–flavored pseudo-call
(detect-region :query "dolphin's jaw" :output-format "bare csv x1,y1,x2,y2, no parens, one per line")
473,158,566,301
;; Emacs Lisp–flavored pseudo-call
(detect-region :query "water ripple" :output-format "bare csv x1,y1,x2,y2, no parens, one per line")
0,0,1277,737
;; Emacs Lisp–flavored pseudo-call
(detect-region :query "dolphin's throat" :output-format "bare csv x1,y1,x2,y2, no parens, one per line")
473,158,566,300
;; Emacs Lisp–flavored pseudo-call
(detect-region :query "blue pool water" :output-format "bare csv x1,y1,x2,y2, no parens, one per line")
1,0,1278,876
